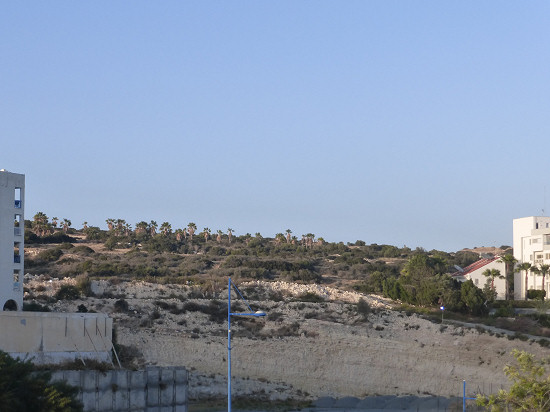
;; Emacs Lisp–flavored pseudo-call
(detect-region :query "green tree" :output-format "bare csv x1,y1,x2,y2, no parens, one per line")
0,350,82,412
498,254,517,300
516,262,533,301
461,280,487,315
539,264,550,300
482,268,504,292
187,222,197,241
477,349,550,411
160,222,172,236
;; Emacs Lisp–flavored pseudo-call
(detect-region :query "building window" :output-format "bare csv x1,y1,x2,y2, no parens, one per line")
545,253,550,260
533,238,541,244
14,214,22,236
14,187,21,208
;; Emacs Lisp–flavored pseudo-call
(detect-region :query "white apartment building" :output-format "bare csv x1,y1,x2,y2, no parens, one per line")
512,216,550,300
0,170,24,311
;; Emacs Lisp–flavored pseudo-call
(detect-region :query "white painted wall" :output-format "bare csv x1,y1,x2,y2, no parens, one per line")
0,170,24,311
467,260,507,300
513,216,550,299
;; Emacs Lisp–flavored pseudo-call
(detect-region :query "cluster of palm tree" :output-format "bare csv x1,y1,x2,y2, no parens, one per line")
31,212,71,236
515,261,550,301
103,219,237,244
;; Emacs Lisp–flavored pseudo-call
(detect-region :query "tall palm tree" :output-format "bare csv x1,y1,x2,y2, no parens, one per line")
148,220,158,236
188,223,197,241
216,230,223,243
285,229,292,244
530,266,541,299
62,218,72,233
82,221,88,230
106,218,115,231
51,217,58,228
160,222,172,236
515,262,532,300
538,264,550,300
203,227,211,242
482,268,504,291
498,254,517,300
175,228,184,242
227,228,234,244
135,221,148,235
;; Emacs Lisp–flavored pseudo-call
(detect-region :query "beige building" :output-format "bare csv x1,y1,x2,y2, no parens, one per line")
512,216,550,300
0,170,24,311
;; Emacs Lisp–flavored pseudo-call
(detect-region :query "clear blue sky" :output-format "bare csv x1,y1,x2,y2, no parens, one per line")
2,2,550,252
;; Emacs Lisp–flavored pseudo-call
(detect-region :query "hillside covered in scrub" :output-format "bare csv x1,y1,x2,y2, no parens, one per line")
23,214,496,307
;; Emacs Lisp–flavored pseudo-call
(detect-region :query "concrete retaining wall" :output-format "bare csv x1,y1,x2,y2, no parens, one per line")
51,367,188,412
0,311,112,364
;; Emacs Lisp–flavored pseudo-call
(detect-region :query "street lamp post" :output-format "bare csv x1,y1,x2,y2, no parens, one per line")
227,278,266,412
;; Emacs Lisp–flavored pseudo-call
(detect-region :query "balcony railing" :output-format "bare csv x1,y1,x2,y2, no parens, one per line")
13,255,21,264
14,200,21,208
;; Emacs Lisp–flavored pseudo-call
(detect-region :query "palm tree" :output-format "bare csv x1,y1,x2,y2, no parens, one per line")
188,223,197,241
515,262,532,300
498,254,517,300
135,221,148,235
227,228,234,244
106,218,115,231
275,233,285,244
82,221,88,230
175,228,184,242
538,264,550,300
33,212,49,236
203,227,211,242
482,268,504,292
216,230,223,243
148,220,158,236
51,217,58,228
160,222,172,236
285,229,292,244
62,218,72,233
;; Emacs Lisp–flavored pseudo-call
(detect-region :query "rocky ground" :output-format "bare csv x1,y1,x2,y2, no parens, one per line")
24,275,550,405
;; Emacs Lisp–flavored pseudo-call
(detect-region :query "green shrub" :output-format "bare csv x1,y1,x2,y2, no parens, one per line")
55,284,80,300
356,298,371,318
114,299,129,313
23,302,50,312
295,292,324,303
37,248,63,262
76,275,93,297
0,350,83,411
527,289,546,300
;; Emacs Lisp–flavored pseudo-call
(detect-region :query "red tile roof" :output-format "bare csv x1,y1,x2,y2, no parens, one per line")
451,256,500,278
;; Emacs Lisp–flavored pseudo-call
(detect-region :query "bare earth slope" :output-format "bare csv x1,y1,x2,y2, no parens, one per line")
26,276,550,401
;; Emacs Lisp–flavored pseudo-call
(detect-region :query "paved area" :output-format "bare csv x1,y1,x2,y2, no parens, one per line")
228,395,478,411
297,395,467,411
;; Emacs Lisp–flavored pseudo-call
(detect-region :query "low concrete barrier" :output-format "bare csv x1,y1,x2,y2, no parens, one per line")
51,367,188,412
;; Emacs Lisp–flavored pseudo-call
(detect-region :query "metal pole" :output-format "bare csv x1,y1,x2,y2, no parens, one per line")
463,380,466,412
228,278,232,412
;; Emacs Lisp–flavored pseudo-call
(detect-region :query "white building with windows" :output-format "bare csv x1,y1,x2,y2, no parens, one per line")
512,216,550,300
0,170,24,311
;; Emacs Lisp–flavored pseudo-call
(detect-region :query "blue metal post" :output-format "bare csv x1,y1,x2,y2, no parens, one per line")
226,277,266,412
463,380,466,412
